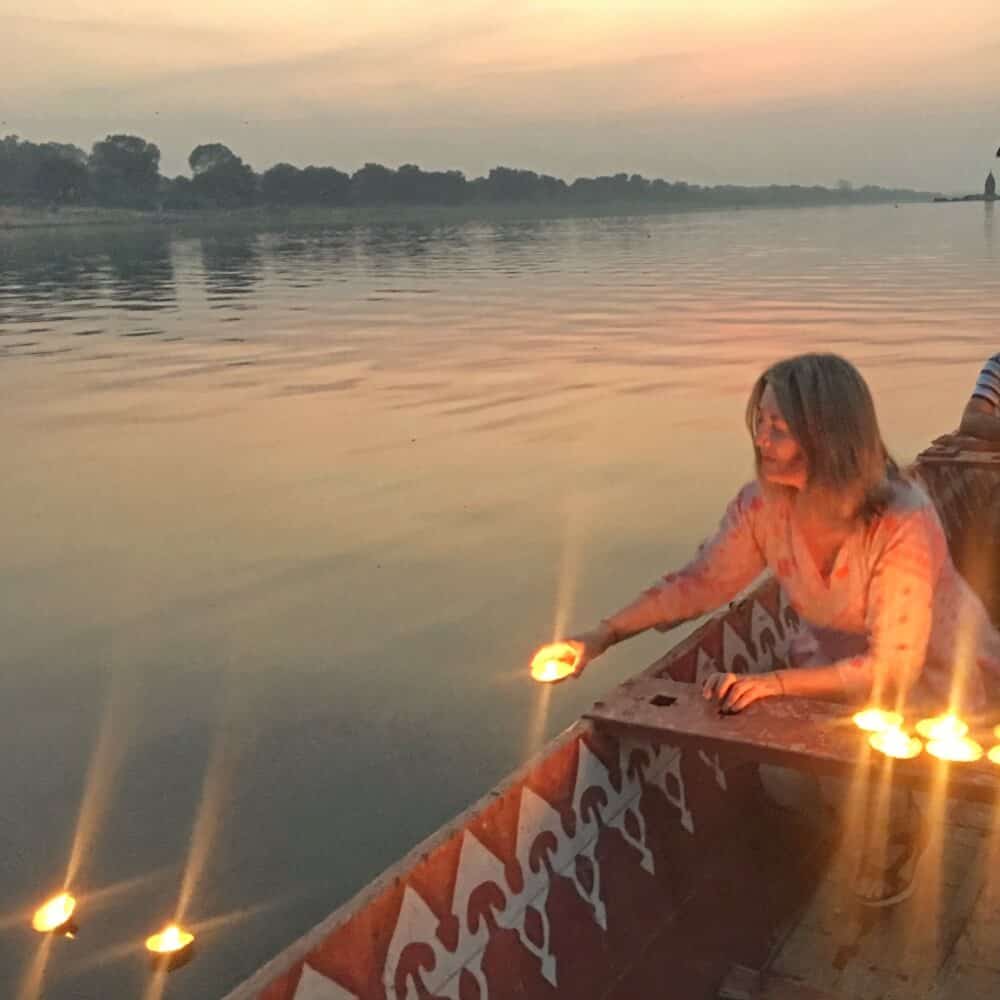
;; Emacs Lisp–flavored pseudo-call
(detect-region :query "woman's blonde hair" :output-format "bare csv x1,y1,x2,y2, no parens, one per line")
746,353,899,521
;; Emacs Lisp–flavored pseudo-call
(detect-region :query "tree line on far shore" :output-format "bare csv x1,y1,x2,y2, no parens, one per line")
0,133,937,213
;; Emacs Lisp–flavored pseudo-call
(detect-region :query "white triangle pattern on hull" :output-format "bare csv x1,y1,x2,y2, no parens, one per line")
293,963,360,1000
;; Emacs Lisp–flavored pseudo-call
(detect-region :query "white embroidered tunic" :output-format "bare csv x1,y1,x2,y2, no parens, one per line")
608,478,1000,708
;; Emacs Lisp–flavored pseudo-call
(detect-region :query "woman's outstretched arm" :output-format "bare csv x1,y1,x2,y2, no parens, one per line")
601,481,770,644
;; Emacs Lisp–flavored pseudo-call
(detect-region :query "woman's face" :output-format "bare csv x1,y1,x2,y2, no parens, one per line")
754,384,807,488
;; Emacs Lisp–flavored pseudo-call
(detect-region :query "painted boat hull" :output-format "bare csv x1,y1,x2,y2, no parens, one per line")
224,582,822,1000
226,439,1000,999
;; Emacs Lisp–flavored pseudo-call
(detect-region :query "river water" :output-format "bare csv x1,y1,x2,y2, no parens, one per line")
1,202,996,998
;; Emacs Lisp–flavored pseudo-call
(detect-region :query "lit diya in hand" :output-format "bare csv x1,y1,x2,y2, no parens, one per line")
530,642,579,684
868,727,923,760
31,893,77,937
145,924,195,971
852,708,903,733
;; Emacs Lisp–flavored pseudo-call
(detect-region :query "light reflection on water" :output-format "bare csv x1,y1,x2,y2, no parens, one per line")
0,203,996,998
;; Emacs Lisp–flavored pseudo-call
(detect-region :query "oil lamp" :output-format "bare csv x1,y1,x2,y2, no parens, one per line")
530,643,577,684
852,708,903,733
915,713,969,741
31,893,77,937
145,924,195,971
868,728,922,760
925,736,984,763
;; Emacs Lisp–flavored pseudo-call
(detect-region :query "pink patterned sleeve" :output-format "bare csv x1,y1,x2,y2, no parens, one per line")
833,507,944,701
605,482,769,638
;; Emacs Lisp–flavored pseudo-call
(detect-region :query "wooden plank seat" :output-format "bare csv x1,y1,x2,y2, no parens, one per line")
585,677,1000,802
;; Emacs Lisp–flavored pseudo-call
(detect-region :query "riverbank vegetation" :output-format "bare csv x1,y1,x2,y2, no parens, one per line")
2,133,939,230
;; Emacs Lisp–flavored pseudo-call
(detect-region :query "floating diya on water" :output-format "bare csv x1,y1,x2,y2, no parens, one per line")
145,924,195,971
868,727,923,760
852,708,903,733
915,713,969,741
31,892,77,937
926,736,984,763
530,643,578,684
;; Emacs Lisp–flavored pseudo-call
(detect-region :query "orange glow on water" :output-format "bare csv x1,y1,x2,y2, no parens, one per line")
31,893,76,933
145,924,194,955
869,728,922,759
915,714,969,741
852,708,903,733
926,736,983,763
530,643,577,683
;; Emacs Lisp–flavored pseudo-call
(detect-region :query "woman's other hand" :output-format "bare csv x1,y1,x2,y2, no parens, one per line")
701,671,783,713
531,622,615,681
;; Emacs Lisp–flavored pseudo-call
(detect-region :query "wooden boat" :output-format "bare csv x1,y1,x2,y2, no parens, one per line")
224,438,1000,1000
913,433,1000,627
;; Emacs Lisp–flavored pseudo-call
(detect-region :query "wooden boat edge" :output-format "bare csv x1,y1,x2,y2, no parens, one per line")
222,581,801,1000
219,718,593,1000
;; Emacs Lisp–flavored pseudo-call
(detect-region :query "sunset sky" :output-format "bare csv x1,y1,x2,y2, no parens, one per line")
5,1,999,191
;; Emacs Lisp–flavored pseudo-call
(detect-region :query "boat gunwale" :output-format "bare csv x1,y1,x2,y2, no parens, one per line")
220,718,596,1000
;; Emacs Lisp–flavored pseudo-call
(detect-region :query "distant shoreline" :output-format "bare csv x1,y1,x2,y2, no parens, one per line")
0,196,940,233
932,195,997,204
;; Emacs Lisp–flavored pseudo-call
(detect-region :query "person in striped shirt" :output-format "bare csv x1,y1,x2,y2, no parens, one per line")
959,353,1000,441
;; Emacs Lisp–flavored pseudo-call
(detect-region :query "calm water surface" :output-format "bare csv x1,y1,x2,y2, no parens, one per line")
1,203,997,998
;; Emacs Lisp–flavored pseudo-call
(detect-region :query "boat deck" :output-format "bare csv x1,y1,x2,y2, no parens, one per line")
598,791,1000,1000
763,797,1000,999
586,676,1000,998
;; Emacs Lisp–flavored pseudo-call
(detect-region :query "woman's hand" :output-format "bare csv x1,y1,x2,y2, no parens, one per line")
701,671,784,713
531,622,616,681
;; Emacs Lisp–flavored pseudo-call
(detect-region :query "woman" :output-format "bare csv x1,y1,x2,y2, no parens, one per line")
537,353,1000,904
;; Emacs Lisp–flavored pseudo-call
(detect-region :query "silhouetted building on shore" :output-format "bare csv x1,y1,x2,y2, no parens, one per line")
934,171,998,203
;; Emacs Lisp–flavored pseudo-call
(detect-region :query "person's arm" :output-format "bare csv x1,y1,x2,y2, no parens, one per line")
550,483,767,679
959,354,1000,440
959,396,1000,441
704,663,847,713
601,482,769,644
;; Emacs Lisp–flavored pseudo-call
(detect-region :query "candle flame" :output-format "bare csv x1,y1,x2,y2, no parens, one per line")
926,736,983,763
31,893,76,933
145,924,194,955
852,708,903,733
988,746,1000,765
530,643,577,684
915,713,969,741
869,728,922,759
